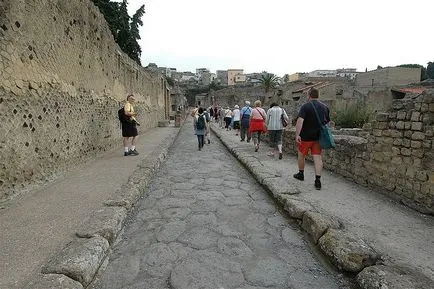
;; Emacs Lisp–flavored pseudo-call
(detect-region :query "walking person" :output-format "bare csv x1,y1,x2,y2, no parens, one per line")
194,107,207,150
249,100,267,152
121,94,139,156
204,107,211,144
240,101,252,142
224,106,232,130
266,102,289,159
293,88,331,190
232,105,241,136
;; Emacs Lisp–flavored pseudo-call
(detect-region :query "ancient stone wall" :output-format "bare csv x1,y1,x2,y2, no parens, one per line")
283,90,434,214
0,0,168,201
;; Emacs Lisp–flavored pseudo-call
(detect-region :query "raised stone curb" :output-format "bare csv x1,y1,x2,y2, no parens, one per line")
302,211,341,244
41,236,109,286
26,127,182,288
356,264,434,289
23,273,84,289
76,206,128,245
283,197,316,219
318,228,379,272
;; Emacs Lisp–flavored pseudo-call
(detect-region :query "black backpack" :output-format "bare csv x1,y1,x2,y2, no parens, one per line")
118,107,127,123
196,114,206,130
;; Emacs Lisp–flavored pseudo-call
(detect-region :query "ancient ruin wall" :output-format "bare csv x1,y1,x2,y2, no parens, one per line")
283,91,434,214
0,0,167,200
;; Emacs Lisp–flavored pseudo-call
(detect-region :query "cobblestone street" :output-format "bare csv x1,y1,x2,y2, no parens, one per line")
91,124,354,289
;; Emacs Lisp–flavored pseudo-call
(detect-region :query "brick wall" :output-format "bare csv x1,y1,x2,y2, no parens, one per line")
0,0,168,200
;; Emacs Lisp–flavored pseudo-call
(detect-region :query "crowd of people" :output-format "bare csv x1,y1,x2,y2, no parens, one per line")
190,88,332,190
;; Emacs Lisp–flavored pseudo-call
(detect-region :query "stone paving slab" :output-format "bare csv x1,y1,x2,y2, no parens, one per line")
211,122,434,287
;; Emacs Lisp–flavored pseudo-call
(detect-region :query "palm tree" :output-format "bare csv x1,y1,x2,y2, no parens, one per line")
259,73,280,103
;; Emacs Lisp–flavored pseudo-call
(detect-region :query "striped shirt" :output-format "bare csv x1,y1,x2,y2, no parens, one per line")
266,106,289,130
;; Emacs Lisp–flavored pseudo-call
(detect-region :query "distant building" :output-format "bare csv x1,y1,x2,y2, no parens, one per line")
288,72,308,82
336,68,358,79
228,69,244,85
308,70,337,78
355,67,421,92
216,70,228,85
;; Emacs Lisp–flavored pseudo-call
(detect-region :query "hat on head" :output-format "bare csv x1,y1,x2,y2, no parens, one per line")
245,101,250,105
234,105,239,109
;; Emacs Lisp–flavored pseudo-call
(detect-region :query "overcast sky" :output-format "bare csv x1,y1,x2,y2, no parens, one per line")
125,0,433,77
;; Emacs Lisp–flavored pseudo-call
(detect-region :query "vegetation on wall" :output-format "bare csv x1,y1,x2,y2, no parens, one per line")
331,103,373,128
91,0,145,65
426,62,434,79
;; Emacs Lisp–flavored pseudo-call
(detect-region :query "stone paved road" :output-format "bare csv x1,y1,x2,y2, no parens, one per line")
91,123,355,289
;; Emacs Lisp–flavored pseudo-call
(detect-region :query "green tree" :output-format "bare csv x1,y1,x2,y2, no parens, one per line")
426,62,434,79
91,0,145,65
259,73,279,103
260,73,279,93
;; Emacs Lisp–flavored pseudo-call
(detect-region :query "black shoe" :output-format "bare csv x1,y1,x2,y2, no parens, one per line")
247,139,251,143
293,172,304,181
240,139,245,142
279,153,283,160
124,151,129,156
315,179,321,190
208,139,210,144
129,149,139,156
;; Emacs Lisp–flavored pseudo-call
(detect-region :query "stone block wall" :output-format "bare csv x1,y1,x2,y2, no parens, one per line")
0,0,168,200
283,90,434,214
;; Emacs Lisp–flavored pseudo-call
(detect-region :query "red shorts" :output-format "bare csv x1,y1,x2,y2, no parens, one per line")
297,141,321,155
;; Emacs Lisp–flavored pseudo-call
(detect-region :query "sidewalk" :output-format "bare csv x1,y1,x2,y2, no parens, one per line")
0,125,181,289
211,123,434,288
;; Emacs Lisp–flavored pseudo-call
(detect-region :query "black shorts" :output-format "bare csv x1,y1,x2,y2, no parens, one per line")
121,122,138,137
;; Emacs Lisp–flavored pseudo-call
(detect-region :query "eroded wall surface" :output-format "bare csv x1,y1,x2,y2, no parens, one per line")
0,0,167,200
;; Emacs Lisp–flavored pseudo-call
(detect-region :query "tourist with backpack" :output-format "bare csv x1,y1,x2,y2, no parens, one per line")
194,107,207,150
240,101,252,142
119,94,139,156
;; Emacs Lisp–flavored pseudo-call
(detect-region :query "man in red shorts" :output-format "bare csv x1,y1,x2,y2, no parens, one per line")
293,88,331,190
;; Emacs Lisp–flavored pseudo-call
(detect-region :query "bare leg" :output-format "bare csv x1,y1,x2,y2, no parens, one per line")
297,151,305,170
312,154,323,176
123,137,130,148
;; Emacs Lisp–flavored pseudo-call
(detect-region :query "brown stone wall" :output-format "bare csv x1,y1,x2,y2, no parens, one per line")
283,90,434,214
0,0,168,200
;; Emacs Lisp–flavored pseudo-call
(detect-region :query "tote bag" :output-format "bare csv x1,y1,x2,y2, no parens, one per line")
311,102,335,149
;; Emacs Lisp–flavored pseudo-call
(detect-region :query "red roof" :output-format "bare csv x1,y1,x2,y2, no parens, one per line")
392,87,425,94
292,82,332,93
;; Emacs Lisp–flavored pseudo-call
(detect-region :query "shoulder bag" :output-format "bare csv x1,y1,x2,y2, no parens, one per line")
311,102,335,149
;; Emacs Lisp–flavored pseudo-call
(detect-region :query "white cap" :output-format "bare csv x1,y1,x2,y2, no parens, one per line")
245,101,250,105
234,105,239,109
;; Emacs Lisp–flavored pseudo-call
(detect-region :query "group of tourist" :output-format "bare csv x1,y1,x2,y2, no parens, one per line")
191,88,331,190
119,87,331,191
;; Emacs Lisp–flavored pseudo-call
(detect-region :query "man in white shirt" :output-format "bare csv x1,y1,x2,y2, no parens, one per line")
266,102,289,159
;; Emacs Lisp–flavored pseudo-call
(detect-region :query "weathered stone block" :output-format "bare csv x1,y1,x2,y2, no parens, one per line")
356,265,434,289
42,236,109,286
318,229,379,273
376,113,389,122
76,206,127,245
411,132,425,140
405,121,412,129
397,111,407,120
411,122,423,131
302,211,340,244
410,140,422,148
400,148,411,156
23,274,83,289
283,199,316,219
410,111,421,121
396,120,405,129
